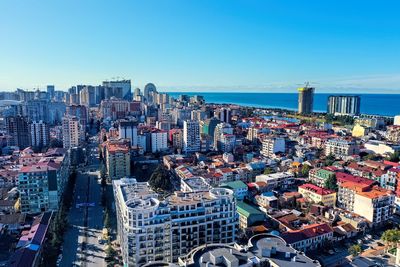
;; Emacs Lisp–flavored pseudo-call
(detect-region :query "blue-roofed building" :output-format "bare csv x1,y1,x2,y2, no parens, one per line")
8,212,53,267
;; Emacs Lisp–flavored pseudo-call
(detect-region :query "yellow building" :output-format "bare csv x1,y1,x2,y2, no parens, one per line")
352,124,370,137
298,183,337,207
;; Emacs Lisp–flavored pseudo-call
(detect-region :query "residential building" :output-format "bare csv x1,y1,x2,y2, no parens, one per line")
386,125,400,143
308,168,336,188
261,137,285,157
6,115,30,149
62,116,84,149
103,79,131,100
170,129,183,150
364,140,400,156
213,122,233,151
18,157,68,214
256,172,295,190
338,182,394,225
151,130,168,153
221,180,248,200
113,178,237,265
24,99,49,123
298,86,314,114
119,120,138,147
106,143,130,179
325,139,358,158
327,95,361,116
66,104,88,129
183,120,200,153
29,121,50,148
236,201,265,229
178,234,321,267
298,183,337,207
281,223,333,252
8,212,52,267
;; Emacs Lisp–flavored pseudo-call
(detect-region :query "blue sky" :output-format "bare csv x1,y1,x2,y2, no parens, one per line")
0,0,399,93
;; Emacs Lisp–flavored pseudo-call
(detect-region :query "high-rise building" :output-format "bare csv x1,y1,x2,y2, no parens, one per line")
113,178,237,265
106,142,130,179
170,129,183,150
298,86,314,114
29,121,50,148
327,95,361,116
47,85,55,100
143,83,157,105
103,80,132,100
133,87,141,101
213,122,233,151
18,155,69,214
79,85,96,107
66,104,88,129
151,130,168,153
118,120,138,147
214,107,231,123
6,115,30,149
201,117,220,138
24,99,49,123
62,116,84,149
183,120,200,153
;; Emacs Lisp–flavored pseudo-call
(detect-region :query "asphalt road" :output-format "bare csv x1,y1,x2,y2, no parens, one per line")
60,140,105,267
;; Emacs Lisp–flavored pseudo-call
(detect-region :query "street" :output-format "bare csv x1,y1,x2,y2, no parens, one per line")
60,137,106,267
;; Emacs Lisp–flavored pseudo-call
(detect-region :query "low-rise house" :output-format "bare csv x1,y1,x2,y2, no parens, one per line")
236,201,265,229
308,168,336,188
254,192,278,209
255,172,295,191
281,223,333,252
8,212,52,267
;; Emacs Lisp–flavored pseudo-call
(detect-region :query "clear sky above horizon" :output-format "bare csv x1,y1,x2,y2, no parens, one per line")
1,0,399,93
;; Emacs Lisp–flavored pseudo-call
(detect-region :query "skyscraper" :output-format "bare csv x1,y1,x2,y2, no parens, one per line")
327,95,361,116
183,120,200,153
143,83,157,105
103,80,132,100
298,86,314,114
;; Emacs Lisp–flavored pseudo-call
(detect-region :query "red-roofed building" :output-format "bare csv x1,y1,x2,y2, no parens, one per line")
298,183,337,207
106,142,130,180
281,223,333,252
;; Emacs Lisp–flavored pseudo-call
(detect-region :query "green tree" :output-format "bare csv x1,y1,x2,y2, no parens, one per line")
148,165,173,192
49,138,63,148
348,244,362,257
301,164,311,177
381,229,400,248
263,167,275,175
387,152,400,163
324,153,336,166
105,244,117,263
324,175,338,191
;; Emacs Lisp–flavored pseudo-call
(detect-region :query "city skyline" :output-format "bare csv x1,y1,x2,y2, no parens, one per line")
1,1,399,93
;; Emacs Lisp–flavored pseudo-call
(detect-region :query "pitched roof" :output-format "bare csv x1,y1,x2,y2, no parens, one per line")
236,201,264,217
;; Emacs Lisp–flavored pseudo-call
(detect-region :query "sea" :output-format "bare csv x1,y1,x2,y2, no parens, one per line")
166,92,400,117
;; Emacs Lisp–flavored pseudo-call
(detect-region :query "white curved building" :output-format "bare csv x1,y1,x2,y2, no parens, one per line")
113,178,238,266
